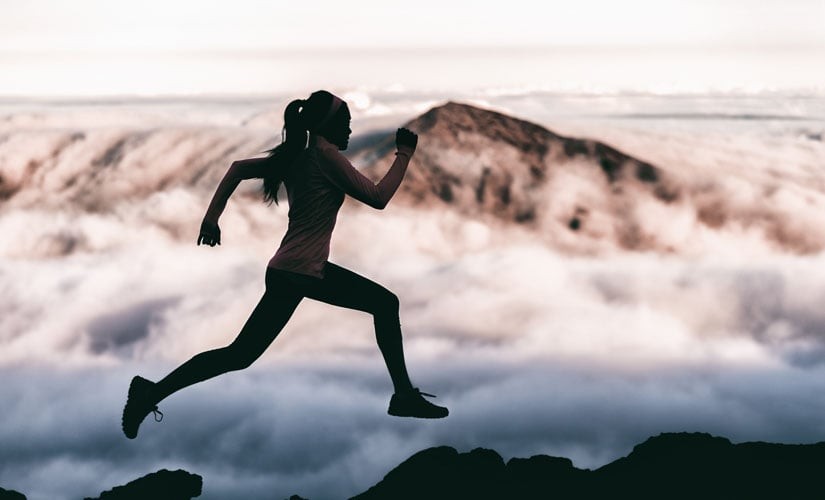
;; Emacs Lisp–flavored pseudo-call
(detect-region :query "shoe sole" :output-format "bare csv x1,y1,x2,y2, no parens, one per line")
388,408,449,419
122,376,148,439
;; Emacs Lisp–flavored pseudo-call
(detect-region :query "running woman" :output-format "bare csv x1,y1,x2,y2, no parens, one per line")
121,90,448,439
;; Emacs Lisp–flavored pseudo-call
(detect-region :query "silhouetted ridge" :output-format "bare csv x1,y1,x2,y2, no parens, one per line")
597,432,825,497
351,447,511,500
83,469,202,500
0,486,26,500
350,432,825,499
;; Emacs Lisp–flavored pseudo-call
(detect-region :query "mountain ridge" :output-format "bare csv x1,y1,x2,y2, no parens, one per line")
2,100,823,255
357,101,824,255
359,101,682,253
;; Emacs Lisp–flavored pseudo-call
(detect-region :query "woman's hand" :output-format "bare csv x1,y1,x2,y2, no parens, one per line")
197,219,221,246
395,128,418,151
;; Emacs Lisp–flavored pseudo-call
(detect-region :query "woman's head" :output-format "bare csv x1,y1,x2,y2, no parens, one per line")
284,90,351,150
319,101,352,150
261,90,350,204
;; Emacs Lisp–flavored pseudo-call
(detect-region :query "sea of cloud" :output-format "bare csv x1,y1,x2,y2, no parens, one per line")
2,92,825,499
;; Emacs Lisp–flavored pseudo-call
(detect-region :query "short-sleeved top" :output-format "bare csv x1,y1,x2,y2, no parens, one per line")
267,135,412,278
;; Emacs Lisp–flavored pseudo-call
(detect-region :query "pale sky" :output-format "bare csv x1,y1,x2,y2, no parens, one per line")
2,0,824,52
2,0,823,96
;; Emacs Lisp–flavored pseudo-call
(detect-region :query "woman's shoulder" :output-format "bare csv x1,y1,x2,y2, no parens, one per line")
293,145,329,179
313,141,337,161
302,144,326,167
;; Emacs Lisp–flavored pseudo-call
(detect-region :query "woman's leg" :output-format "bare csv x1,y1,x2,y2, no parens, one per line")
152,270,303,404
300,262,414,393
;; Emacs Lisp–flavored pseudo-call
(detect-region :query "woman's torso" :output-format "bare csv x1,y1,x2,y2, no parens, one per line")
267,143,345,278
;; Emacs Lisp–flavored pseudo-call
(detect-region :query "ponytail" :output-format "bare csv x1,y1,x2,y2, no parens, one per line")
261,92,336,205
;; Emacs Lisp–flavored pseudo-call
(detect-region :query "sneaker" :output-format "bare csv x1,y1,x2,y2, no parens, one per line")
121,376,163,439
388,388,449,419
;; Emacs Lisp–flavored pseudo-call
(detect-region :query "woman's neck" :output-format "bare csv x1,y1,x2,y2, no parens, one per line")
311,134,335,149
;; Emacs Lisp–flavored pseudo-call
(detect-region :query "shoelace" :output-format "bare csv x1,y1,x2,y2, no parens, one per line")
152,406,164,422
414,388,436,398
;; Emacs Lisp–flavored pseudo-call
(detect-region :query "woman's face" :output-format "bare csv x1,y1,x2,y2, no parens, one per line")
322,103,352,150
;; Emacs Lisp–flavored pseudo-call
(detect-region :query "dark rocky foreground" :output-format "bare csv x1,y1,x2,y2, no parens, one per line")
351,432,825,499
3,432,824,499
83,469,202,500
0,486,26,500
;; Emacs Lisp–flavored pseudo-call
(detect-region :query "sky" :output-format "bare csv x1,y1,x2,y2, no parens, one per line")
1,0,824,97
0,0,825,98
2,0,824,51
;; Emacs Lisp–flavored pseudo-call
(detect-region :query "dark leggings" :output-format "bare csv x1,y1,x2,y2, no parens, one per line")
153,262,414,403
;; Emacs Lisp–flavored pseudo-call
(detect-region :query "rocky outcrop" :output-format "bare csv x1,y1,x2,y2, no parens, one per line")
83,469,202,500
0,486,26,500
350,432,825,499
594,432,825,498
7,433,824,499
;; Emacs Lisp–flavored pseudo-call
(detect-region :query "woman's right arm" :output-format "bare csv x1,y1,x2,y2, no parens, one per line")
203,158,268,224
199,158,267,246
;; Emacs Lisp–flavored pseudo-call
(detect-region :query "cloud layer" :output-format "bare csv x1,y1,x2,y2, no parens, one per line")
4,357,825,499
3,94,825,499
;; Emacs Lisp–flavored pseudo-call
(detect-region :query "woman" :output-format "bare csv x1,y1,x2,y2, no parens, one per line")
121,90,448,439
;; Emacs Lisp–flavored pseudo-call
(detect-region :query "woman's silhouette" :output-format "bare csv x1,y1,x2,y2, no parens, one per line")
121,90,448,439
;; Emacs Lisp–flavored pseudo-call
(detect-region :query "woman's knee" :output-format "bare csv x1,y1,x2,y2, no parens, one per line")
222,344,258,371
373,290,400,317
378,290,401,314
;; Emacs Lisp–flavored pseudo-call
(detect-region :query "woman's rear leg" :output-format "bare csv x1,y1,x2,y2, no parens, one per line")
122,274,303,438
151,288,303,404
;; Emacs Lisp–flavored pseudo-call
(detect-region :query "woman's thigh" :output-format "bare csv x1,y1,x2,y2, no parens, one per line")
299,262,397,314
227,270,305,352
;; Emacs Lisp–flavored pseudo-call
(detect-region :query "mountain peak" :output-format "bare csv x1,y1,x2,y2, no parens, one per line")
406,101,561,155
357,99,825,255
361,100,680,254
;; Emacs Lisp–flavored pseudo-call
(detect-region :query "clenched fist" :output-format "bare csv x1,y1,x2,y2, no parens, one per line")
395,127,418,151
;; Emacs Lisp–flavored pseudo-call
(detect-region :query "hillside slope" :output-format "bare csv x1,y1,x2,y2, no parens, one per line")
358,102,825,255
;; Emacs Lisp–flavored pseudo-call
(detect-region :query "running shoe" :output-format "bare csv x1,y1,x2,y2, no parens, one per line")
388,388,449,419
121,376,163,439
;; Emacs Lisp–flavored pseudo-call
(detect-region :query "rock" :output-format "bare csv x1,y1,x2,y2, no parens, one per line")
84,469,202,500
351,447,510,500
596,432,825,498
0,486,27,500
350,432,825,499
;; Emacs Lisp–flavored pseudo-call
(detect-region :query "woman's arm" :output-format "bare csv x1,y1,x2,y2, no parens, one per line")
317,131,416,210
198,158,268,246
203,158,268,224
